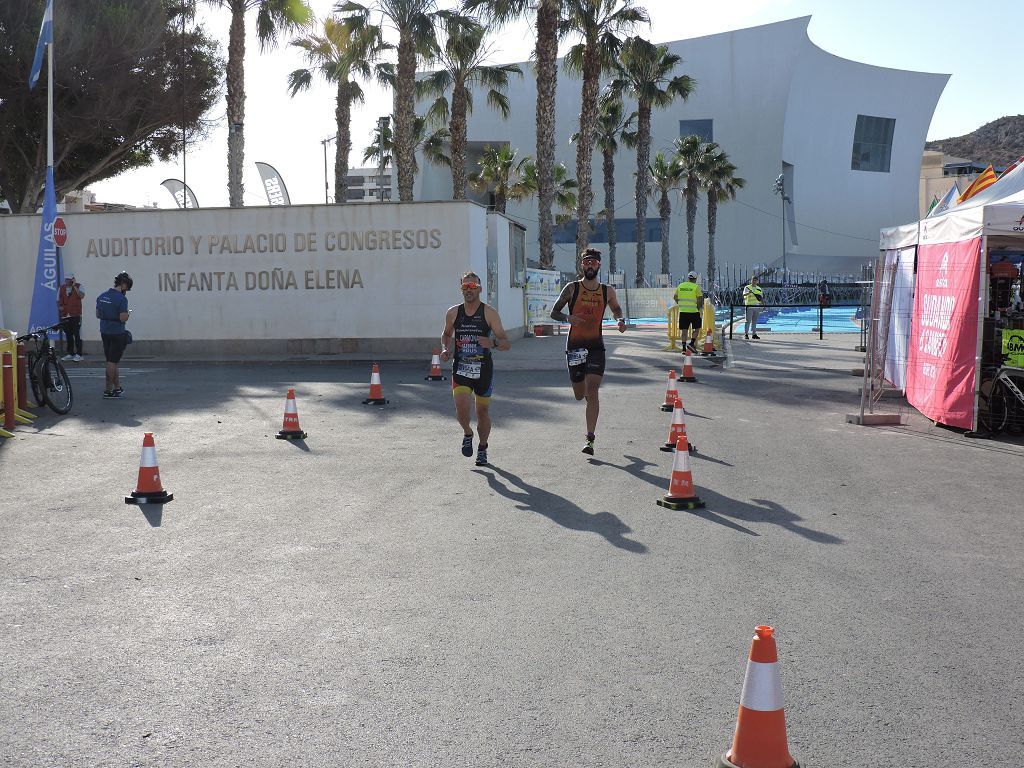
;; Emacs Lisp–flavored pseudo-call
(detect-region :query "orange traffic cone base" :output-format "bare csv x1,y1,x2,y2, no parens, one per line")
656,494,704,510
125,490,173,505
680,373,697,382
660,441,697,453
362,396,389,405
425,373,447,381
717,755,799,768
275,428,308,440
660,402,674,412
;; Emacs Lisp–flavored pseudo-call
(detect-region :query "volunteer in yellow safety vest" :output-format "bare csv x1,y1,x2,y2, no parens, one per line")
742,276,763,340
674,270,703,352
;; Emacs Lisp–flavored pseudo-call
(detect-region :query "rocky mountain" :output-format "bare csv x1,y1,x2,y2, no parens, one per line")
925,115,1024,168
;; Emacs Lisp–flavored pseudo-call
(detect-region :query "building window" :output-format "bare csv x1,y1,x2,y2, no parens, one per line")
346,188,365,200
346,175,364,185
553,218,663,243
679,119,713,142
851,115,895,173
510,223,526,287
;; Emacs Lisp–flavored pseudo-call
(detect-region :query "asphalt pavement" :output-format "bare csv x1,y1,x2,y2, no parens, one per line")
1,329,1021,767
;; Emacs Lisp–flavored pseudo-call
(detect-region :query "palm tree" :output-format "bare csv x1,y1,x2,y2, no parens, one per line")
613,36,694,286
338,0,443,202
674,134,717,273
649,151,681,276
703,146,745,283
468,144,532,213
363,114,451,185
463,0,563,269
522,161,579,225
562,0,647,260
288,10,389,204
202,0,312,208
573,89,636,274
418,19,521,199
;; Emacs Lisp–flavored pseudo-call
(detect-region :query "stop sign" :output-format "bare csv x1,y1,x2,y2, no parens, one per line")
53,216,67,247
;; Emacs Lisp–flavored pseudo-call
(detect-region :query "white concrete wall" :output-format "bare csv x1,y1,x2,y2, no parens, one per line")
0,201,492,354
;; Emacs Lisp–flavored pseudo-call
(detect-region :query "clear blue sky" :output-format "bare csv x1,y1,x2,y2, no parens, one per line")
89,0,1018,207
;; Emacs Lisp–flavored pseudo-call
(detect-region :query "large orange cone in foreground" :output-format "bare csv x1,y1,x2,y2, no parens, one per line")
362,363,389,405
425,350,447,381
655,434,704,509
717,626,800,768
660,396,695,453
125,433,174,505
681,353,697,383
661,369,679,411
702,327,717,356
276,387,308,440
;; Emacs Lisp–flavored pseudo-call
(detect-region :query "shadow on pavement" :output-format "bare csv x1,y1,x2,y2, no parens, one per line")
472,465,648,554
138,504,163,528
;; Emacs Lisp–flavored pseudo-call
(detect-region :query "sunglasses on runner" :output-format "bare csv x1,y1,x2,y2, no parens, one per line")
461,282,481,290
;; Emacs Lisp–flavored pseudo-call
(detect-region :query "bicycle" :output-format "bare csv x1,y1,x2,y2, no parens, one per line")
16,323,74,415
977,364,1024,435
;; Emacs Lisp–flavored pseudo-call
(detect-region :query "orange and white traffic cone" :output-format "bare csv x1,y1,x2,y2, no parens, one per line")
655,434,704,509
660,396,696,453
718,626,800,768
125,432,174,505
680,353,698,383
362,363,389,405
702,327,717,357
661,369,679,411
425,350,447,381
275,387,308,440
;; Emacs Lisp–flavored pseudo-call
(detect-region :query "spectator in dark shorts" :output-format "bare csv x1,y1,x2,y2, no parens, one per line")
674,270,703,352
57,272,85,361
95,271,132,399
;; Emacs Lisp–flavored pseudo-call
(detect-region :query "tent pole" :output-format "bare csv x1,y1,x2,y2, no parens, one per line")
972,235,988,432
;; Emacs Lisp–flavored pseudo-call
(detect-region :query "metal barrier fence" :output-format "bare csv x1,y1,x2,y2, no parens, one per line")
725,303,862,341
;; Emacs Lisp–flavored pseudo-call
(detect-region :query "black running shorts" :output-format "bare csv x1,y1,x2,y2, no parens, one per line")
566,346,606,383
101,333,128,364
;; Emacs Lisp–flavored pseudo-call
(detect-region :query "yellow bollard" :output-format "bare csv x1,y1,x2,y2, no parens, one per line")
665,305,681,351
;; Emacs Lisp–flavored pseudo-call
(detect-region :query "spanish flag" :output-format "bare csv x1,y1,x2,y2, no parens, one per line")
957,164,997,204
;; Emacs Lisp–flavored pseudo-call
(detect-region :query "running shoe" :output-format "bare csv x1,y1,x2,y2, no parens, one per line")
113,387,124,396
751,334,760,340
62,354,74,361
102,390,122,399
461,434,473,457
582,439,595,456
72,355,82,361
475,447,488,466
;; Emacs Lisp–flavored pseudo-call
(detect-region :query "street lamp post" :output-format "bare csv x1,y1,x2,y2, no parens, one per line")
321,134,336,204
772,173,790,283
376,116,390,203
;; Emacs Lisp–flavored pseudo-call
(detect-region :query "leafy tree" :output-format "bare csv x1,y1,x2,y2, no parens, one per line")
464,0,564,269
613,36,693,286
0,0,222,213
702,145,744,282
648,150,681,276
673,134,717,273
200,0,311,208
562,0,646,261
418,17,520,200
522,160,578,225
288,8,389,204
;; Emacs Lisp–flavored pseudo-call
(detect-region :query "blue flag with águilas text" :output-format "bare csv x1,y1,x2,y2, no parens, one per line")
28,0,54,91
28,166,61,334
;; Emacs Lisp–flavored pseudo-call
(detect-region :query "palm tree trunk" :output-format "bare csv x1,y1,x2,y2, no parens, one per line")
707,193,718,281
335,81,352,205
394,35,417,202
450,83,468,200
574,46,601,266
685,188,697,273
535,0,559,270
634,102,651,286
226,5,246,208
660,191,671,276
603,147,616,274
495,188,506,214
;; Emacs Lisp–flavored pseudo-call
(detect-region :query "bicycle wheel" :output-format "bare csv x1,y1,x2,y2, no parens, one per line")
978,381,1008,434
26,351,45,407
41,356,73,414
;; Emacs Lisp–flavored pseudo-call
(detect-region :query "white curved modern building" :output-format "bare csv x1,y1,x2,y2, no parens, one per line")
415,16,949,282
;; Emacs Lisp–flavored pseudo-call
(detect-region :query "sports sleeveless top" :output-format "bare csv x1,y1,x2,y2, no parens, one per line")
453,303,492,364
567,281,608,350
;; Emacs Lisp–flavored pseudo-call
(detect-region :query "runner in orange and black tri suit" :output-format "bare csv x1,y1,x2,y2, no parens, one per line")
440,272,511,466
549,248,626,455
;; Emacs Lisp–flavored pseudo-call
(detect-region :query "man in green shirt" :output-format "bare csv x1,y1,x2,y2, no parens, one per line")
742,276,763,340
674,271,703,353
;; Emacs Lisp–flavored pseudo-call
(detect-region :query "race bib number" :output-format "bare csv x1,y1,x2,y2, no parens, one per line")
457,361,482,379
567,348,589,366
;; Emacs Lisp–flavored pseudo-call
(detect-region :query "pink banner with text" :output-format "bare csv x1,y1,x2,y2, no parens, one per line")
906,237,982,429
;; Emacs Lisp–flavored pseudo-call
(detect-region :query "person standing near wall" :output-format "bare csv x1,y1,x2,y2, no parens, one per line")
57,272,84,361
674,270,703,353
440,272,511,467
743,275,764,340
95,271,132,399
818,277,832,307
549,248,627,455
